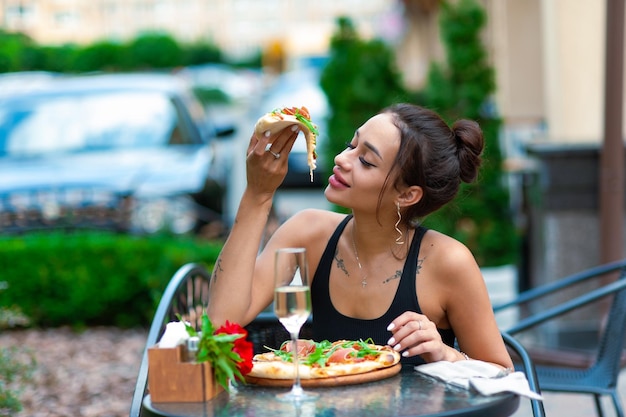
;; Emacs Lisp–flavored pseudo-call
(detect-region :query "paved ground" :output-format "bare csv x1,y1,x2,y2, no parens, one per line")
0,327,146,417
512,371,626,417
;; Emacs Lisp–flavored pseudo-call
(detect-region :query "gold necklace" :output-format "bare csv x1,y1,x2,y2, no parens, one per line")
351,225,368,288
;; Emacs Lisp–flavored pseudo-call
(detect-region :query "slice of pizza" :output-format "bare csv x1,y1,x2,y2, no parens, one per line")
247,339,401,380
254,106,319,181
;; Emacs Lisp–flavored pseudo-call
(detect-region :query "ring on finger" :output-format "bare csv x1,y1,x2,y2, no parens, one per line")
264,144,280,159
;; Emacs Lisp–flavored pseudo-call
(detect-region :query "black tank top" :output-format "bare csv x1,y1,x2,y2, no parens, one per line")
311,215,456,365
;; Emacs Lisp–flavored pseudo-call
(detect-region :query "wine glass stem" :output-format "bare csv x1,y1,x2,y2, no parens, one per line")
291,332,304,395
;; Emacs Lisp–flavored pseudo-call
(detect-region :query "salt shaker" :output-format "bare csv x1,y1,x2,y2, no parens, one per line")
186,336,200,362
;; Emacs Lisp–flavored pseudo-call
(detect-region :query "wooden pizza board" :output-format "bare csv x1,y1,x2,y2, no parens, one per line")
244,363,402,388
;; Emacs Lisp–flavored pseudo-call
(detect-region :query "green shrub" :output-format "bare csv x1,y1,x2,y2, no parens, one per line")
0,232,222,328
0,305,30,329
0,346,35,416
419,0,518,267
320,17,409,175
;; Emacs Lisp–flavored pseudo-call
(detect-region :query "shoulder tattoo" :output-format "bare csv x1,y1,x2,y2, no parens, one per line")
416,257,424,274
382,257,425,284
334,249,349,276
383,270,402,284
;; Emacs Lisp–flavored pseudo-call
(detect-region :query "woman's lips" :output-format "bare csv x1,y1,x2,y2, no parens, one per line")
328,168,350,188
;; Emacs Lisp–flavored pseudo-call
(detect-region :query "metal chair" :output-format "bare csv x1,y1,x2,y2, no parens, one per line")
129,262,211,417
502,331,546,417
494,258,626,417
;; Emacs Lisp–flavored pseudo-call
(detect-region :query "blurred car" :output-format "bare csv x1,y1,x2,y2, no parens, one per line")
0,72,236,235
255,68,329,188
177,63,264,104
0,71,63,97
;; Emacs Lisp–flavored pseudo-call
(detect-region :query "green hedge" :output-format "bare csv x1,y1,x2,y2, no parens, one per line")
0,232,223,328
0,29,261,74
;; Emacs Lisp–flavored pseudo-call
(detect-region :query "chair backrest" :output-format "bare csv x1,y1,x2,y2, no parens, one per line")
500,259,626,387
593,266,626,383
129,262,211,417
502,332,546,417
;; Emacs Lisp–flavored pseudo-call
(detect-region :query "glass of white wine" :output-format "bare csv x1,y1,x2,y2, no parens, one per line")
273,247,317,401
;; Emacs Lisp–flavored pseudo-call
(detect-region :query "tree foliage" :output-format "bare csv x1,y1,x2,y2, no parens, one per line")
129,32,183,69
320,17,409,174
0,31,37,72
419,0,517,266
72,40,127,72
184,40,223,66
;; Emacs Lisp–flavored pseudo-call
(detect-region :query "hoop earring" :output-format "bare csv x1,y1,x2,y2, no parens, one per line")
395,202,404,245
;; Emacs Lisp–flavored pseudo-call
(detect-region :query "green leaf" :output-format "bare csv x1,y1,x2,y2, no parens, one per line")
294,112,319,136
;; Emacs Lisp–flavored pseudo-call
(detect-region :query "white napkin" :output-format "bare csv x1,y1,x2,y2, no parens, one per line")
415,360,543,400
157,321,190,348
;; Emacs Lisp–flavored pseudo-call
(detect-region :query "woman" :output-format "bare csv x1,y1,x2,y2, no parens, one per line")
208,103,513,369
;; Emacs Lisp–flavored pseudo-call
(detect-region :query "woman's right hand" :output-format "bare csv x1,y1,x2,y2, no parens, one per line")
246,125,299,194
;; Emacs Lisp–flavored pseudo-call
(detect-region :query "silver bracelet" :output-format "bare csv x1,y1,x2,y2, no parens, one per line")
460,351,470,360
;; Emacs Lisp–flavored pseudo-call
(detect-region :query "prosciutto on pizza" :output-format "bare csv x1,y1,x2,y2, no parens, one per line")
247,339,401,380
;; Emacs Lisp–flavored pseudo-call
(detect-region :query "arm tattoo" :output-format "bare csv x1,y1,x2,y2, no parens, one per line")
334,250,349,276
212,258,224,283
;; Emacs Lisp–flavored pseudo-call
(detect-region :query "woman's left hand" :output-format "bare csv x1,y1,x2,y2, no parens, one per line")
386,311,452,363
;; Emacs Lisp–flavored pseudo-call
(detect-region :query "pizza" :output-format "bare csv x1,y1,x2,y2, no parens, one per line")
254,106,319,181
247,339,401,380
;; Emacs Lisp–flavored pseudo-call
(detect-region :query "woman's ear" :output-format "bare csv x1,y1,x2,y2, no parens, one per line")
397,185,423,207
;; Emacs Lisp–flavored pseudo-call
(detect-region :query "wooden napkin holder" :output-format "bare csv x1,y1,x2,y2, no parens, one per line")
147,344,224,402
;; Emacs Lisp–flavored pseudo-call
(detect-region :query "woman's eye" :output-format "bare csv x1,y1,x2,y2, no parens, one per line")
345,141,376,167
359,156,375,167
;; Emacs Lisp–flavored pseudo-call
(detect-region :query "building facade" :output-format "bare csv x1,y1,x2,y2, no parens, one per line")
0,0,396,60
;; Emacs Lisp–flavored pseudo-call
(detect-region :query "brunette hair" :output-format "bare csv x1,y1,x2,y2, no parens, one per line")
380,103,484,225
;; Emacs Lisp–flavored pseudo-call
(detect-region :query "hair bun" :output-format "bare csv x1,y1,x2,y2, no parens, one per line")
452,119,484,183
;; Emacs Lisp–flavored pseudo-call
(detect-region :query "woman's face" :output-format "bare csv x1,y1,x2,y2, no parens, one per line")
325,113,401,213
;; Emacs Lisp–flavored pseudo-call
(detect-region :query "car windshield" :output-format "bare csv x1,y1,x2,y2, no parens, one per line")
0,91,178,157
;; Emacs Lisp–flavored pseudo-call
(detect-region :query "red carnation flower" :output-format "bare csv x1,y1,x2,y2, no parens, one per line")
184,313,255,391
215,321,254,377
